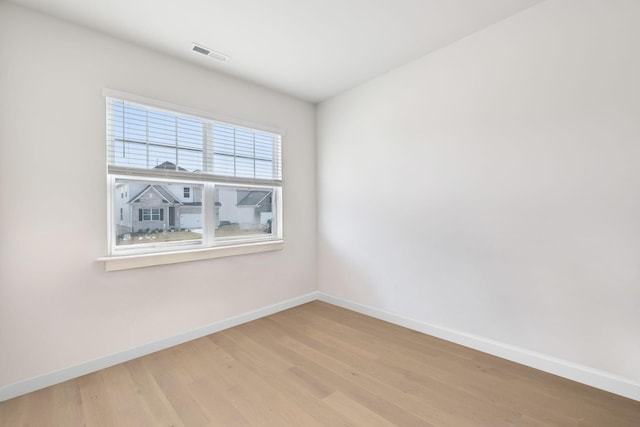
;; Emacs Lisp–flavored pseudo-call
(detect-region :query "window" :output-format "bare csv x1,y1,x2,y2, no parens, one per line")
105,90,283,266
216,186,274,238
140,208,163,221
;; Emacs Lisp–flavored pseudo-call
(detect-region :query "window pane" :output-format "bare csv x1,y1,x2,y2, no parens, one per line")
235,157,255,178
112,101,124,141
114,179,203,248
147,110,176,147
108,98,281,181
109,101,206,173
123,104,147,142
235,128,254,158
177,148,202,172
213,153,235,176
148,145,177,170
214,186,273,238
210,123,279,180
212,124,235,155
178,117,203,150
255,159,273,180
255,135,273,160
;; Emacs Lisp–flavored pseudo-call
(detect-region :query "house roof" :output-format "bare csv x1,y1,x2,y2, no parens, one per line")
129,185,182,205
154,185,182,204
236,190,271,207
154,161,188,171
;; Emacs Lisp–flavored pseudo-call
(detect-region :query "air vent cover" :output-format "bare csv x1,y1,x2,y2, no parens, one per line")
192,43,228,62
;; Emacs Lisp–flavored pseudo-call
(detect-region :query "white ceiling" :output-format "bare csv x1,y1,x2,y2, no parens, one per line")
9,0,544,103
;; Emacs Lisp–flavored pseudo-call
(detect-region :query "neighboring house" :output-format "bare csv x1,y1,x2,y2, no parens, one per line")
236,190,273,231
216,187,273,231
114,162,206,236
113,162,273,237
114,183,204,236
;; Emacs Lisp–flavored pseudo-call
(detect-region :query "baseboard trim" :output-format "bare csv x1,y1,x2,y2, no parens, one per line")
3,290,638,403
317,292,640,402
0,291,319,402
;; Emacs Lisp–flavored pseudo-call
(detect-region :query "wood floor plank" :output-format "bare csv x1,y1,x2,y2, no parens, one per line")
322,391,398,427
1,301,639,426
52,380,85,426
100,364,161,426
123,358,186,426
4,386,57,427
150,368,215,426
186,377,253,426
0,392,25,427
77,371,117,427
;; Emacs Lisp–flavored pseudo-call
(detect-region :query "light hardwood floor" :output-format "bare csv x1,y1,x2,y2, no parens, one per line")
1,301,639,426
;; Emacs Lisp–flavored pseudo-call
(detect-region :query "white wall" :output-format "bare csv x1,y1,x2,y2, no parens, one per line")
0,2,316,389
318,0,640,384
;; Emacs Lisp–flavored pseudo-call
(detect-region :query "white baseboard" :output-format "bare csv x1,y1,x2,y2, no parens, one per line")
3,290,638,403
0,291,319,402
317,292,640,402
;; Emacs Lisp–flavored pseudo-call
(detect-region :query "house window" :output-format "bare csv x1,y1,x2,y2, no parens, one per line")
105,90,283,264
140,208,163,221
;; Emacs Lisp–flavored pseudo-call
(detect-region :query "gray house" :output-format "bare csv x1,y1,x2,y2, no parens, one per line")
129,184,189,233
115,183,203,234
113,162,208,237
235,190,272,231
114,162,272,238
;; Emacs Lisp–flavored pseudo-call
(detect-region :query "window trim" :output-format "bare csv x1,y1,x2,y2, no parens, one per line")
107,175,282,256
101,90,285,270
98,240,284,271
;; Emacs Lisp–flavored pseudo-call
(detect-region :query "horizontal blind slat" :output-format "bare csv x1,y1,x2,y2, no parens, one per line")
106,97,282,183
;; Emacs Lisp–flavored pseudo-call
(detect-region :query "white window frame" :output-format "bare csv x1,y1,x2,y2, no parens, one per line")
99,89,284,271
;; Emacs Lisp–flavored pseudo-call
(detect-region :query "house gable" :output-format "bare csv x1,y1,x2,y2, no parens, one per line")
129,185,182,206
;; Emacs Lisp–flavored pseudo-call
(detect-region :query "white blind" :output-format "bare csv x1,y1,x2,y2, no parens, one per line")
106,97,282,185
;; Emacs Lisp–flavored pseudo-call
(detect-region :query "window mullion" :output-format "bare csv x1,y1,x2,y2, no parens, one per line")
272,136,278,180
145,109,150,169
233,127,237,177
121,102,125,160
204,122,213,174
204,183,216,245
175,116,179,170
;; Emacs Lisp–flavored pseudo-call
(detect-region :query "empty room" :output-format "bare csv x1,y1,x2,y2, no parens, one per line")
1,0,639,425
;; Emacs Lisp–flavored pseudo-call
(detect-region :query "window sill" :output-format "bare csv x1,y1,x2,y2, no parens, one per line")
98,240,284,271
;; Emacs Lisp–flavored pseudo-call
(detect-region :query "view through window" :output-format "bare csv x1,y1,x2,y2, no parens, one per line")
106,93,282,256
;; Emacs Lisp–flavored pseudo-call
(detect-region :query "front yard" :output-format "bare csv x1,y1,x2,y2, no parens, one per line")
116,223,270,246
117,230,202,246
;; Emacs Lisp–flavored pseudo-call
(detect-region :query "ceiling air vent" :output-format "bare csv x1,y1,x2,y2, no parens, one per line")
192,43,228,62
